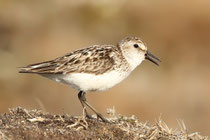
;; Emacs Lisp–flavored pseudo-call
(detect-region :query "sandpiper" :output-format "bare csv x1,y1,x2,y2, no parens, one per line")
19,36,161,122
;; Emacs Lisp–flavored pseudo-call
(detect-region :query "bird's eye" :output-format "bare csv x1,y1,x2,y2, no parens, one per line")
133,44,139,48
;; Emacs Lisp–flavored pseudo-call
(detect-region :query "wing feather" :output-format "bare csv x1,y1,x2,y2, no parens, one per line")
19,45,118,75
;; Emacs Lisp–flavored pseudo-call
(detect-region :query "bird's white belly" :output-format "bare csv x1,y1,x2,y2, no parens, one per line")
44,70,130,92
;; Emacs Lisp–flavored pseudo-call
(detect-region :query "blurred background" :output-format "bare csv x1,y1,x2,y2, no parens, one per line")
0,0,210,136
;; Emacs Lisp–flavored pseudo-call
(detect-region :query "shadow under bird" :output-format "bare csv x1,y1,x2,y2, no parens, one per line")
19,36,161,122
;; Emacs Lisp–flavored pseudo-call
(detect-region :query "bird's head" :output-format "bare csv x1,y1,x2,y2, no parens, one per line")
118,36,161,70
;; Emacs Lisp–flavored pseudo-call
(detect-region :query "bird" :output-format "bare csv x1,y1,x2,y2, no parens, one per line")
19,36,161,122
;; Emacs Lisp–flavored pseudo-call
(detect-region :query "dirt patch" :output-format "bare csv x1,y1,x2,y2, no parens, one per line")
0,107,208,140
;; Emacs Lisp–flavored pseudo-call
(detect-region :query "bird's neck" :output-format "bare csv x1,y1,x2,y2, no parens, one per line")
121,50,144,71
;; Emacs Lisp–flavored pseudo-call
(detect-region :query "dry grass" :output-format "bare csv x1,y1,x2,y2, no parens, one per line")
0,107,208,140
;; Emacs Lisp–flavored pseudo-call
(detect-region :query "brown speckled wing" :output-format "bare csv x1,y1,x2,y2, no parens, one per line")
19,45,119,75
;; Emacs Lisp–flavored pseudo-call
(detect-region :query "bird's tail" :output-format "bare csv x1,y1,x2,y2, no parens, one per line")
19,60,55,74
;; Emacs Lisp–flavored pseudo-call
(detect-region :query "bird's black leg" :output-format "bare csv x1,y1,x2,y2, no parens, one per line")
79,92,108,122
78,91,93,119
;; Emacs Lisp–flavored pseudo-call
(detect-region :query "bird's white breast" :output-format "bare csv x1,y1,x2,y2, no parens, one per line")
43,70,131,92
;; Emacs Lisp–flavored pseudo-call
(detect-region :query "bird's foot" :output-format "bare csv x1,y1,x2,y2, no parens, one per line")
85,113,94,120
96,113,109,123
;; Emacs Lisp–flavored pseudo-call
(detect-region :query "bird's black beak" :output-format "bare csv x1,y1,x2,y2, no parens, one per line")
145,51,161,66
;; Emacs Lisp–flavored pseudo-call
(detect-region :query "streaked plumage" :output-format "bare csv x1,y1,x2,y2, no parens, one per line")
20,45,129,75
